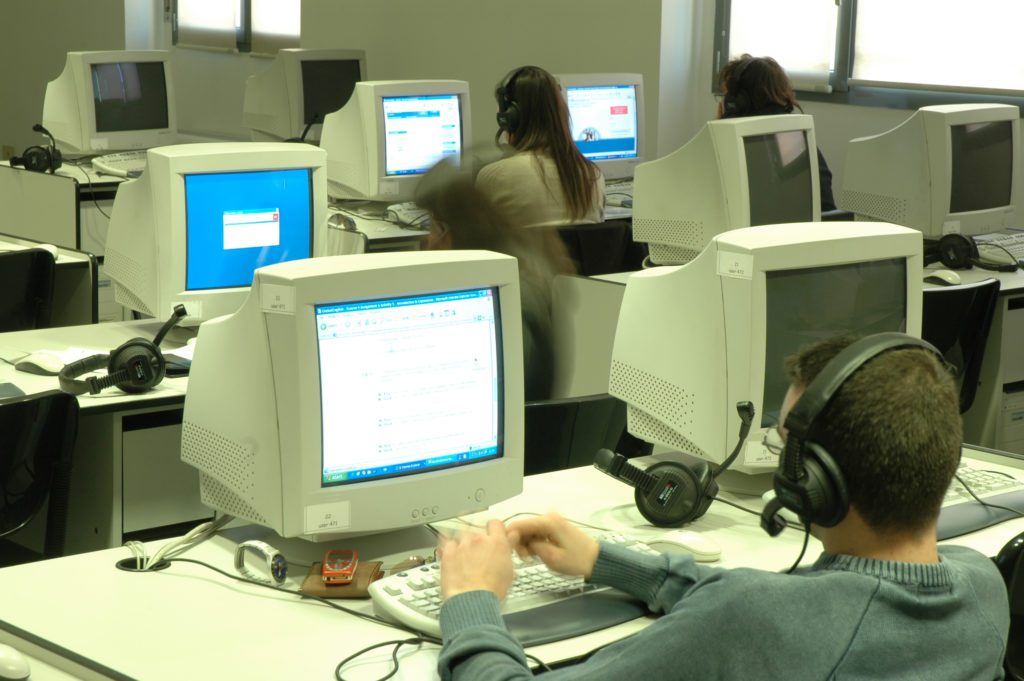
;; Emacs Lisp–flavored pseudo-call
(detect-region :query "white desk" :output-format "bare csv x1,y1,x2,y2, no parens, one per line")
0,320,206,556
0,449,1020,681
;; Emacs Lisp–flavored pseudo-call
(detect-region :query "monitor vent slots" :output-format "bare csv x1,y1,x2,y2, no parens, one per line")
609,360,703,455
633,218,705,264
182,421,265,523
105,246,154,315
840,190,908,225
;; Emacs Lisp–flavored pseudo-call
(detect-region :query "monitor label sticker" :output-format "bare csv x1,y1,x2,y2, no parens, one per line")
305,501,351,533
262,284,296,314
942,220,961,235
717,251,753,279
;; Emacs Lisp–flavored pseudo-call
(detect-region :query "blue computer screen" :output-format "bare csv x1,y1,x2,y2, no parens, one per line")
185,168,313,291
316,287,503,487
565,85,639,161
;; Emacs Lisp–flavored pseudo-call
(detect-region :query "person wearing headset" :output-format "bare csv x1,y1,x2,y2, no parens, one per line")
717,54,837,212
476,65,605,228
436,334,1009,680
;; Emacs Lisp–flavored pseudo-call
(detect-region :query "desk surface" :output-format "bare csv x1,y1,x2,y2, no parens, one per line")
0,449,1021,680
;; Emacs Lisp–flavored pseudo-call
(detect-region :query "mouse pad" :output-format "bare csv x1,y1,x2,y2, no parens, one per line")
0,382,26,400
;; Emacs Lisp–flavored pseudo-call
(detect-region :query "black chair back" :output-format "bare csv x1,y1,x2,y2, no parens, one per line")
524,393,628,475
555,221,645,276
995,531,1024,680
0,248,56,332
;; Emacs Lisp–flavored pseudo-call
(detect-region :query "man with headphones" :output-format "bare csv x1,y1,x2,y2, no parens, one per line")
436,333,1009,680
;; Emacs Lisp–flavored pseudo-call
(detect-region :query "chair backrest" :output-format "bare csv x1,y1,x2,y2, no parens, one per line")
0,248,56,332
0,390,79,559
995,531,1024,680
554,221,643,276
921,277,1000,414
524,393,627,475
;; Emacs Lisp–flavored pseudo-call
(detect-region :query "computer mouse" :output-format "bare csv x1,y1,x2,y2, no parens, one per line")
0,643,30,681
14,350,66,376
923,269,961,286
647,530,722,562
328,212,357,231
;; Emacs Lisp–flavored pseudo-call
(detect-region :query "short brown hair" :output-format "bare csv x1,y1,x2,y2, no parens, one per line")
784,336,961,534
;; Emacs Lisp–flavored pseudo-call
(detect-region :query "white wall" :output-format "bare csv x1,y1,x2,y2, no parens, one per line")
0,0,125,157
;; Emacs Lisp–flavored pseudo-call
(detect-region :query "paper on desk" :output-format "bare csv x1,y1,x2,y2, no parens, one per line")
57,347,111,363
164,343,195,361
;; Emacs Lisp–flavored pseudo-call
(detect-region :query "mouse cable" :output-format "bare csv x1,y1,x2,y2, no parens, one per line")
953,471,1024,520
707,495,800,531
335,638,552,681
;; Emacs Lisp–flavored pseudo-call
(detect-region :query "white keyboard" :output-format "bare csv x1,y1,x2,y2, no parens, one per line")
938,462,1024,540
385,202,431,228
92,150,148,178
975,231,1024,260
605,179,634,207
369,531,657,640
945,464,1024,504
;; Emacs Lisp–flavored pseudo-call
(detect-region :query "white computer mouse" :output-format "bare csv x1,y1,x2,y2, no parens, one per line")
14,350,66,376
647,530,722,562
923,269,961,286
0,643,30,681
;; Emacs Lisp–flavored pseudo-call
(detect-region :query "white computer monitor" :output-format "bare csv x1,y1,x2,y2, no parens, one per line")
609,222,922,493
180,250,525,540
42,50,177,155
103,142,329,325
556,73,645,181
243,48,366,143
319,80,471,202
632,114,821,265
840,104,1021,238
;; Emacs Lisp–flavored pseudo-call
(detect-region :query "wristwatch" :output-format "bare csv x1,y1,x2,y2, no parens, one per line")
234,540,288,584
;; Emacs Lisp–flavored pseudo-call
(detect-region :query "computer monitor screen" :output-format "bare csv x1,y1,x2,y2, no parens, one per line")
301,59,362,126
382,94,463,176
104,142,328,325
744,130,814,226
184,169,312,290
181,251,525,540
557,74,644,180
632,115,820,265
244,49,366,143
950,121,1013,213
318,288,502,485
609,222,921,490
840,103,1020,238
321,80,471,202
43,50,177,154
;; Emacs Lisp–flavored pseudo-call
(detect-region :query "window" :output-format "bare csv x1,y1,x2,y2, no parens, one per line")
173,0,299,54
715,0,1024,102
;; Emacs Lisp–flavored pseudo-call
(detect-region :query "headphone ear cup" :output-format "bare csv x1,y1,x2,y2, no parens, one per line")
10,146,51,173
773,441,848,527
937,233,975,270
633,460,718,527
107,338,166,393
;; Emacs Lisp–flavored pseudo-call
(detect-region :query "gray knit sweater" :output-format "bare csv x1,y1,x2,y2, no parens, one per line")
438,543,1009,680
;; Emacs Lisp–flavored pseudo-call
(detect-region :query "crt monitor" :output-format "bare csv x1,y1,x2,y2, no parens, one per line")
42,50,177,154
320,80,471,202
632,114,821,265
180,251,525,540
840,103,1020,238
609,222,921,493
103,142,329,325
243,48,366,143
556,73,645,180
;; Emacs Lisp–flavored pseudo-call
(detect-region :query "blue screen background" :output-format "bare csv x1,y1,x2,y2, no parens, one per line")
185,168,312,290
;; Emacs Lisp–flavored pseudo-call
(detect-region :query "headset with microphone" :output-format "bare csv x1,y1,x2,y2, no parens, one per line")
10,124,63,174
594,401,755,527
495,66,534,136
721,57,756,118
923,233,1018,273
59,305,187,396
760,333,948,537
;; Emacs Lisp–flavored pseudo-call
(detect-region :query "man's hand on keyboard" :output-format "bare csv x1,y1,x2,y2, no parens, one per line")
507,513,600,580
439,519,516,601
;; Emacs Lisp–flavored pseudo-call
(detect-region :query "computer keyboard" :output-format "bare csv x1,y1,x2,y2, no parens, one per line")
385,202,431,228
369,531,655,645
937,463,1024,540
604,179,634,208
974,231,1024,260
91,150,148,178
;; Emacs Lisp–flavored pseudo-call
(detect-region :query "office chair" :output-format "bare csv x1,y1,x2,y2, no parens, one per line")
820,208,855,222
921,278,1000,414
995,531,1024,681
524,393,630,475
0,390,79,565
554,220,645,276
0,248,56,332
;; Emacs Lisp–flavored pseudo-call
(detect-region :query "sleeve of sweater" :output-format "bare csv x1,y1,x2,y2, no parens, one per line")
437,542,721,680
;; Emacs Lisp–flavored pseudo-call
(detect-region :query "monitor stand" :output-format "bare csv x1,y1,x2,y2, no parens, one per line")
222,523,440,567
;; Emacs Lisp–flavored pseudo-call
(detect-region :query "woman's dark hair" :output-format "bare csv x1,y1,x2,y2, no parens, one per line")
718,54,802,116
495,65,600,221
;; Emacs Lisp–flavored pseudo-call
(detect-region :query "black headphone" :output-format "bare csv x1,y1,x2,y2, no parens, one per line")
59,305,186,396
760,333,946,536
594,402,756,527
10,124,62,174
924,234,1018,272
722,57,756,118
496,66,532,135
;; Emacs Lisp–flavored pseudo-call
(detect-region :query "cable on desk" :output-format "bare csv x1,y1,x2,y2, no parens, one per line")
335,638,426,681
65,159,111,220
953,471,1024,520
